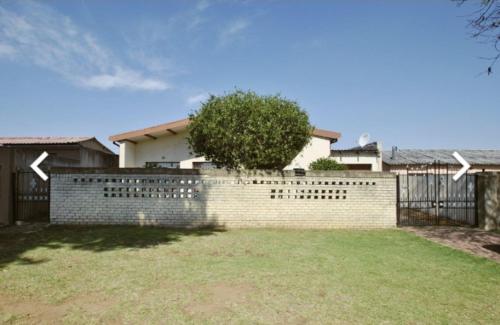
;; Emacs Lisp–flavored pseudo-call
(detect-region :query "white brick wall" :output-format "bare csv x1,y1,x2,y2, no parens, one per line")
50,169,397,228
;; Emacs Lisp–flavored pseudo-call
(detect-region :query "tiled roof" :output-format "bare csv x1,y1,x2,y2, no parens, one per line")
0,137,94,146
382,149,500,166
310,128,341,141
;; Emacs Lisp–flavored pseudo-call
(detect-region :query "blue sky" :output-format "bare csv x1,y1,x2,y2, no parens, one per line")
0,0,499,152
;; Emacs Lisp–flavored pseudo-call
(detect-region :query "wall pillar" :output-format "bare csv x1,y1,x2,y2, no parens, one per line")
119,142,136,168
0,148,14,224
477,172,500,231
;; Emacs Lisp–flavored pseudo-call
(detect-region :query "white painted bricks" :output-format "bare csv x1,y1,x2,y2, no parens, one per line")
50,169,397,229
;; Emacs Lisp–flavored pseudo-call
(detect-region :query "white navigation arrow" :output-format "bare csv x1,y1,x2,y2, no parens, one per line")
30,151,49,181
452,151,470,182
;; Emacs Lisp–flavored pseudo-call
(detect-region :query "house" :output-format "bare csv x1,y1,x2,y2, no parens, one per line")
382,147,500,173
109,118,341,170
0,137,117,225
330,142,383,171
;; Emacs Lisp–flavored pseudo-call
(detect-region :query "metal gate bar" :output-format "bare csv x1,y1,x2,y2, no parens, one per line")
14,171,50,223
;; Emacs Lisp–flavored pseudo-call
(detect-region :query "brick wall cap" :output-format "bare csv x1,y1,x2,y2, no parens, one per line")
50,167,395,178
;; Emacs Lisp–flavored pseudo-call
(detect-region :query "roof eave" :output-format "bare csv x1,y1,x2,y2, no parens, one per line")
109,119,341,143
109,118,190,142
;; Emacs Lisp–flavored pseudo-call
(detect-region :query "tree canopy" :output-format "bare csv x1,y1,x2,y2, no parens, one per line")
187,90,313,170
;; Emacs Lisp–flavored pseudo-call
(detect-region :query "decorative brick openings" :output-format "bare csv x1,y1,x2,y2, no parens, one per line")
50,169,396,228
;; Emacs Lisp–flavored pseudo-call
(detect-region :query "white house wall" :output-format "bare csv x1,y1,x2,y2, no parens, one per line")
180,156,207,169
284,136,332,170
119,132,333,170
132,131,194,168
330,153,382,171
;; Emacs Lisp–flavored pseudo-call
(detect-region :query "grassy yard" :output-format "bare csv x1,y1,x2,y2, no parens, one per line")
1,226,499,324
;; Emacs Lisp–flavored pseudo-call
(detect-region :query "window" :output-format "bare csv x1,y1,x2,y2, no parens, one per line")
145,162,180,169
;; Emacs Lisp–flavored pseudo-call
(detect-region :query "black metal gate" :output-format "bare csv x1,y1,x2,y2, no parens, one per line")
397,162,477,226
14,171,50,223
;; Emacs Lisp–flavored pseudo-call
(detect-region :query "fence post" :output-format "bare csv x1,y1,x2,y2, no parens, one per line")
396,175,400,226
11,171,18,224
48,170,51,224
474,175,479,227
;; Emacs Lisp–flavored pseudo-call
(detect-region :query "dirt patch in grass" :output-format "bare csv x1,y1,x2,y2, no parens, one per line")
63,292,117,316
404,226,500,262
0,291,118,324
184,282,255,317
0,293,65,324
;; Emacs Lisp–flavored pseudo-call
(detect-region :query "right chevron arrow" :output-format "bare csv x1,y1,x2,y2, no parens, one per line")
452,151,470,182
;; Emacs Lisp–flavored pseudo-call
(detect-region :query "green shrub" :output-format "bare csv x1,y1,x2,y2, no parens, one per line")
309,158,347,171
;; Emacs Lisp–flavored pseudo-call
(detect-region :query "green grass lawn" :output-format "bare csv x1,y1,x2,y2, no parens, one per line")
1,226,499,324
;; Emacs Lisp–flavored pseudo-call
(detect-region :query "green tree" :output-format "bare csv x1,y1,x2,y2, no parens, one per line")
187,90,313,170
309,158,347,171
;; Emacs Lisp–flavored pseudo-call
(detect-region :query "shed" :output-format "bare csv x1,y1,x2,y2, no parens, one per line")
0,137,117,225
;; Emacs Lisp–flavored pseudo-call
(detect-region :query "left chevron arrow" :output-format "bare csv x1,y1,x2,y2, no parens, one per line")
30,151,49,181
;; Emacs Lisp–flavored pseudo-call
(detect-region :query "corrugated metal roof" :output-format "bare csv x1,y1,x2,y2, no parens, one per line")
382,149,500,165
0,137,94,146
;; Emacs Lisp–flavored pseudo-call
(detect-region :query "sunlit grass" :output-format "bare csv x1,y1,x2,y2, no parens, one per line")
1,226,499,324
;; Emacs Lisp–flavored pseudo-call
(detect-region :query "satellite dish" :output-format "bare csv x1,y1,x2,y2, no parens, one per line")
358,133,371,148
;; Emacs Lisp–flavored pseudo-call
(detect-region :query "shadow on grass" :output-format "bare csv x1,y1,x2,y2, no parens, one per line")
0,224,225,268
483,244,500,254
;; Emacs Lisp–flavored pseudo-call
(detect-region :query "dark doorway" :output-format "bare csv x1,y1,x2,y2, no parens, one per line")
345,164,372,171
